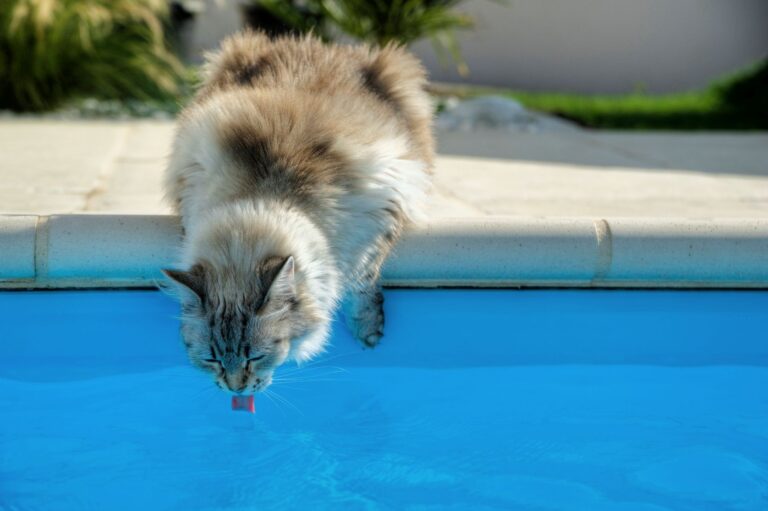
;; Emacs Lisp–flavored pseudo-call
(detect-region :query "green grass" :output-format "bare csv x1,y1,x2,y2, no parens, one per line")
430,60,768,130
509,90,754,130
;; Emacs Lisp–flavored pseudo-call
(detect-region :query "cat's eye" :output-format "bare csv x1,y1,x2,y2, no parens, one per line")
247,354,265,362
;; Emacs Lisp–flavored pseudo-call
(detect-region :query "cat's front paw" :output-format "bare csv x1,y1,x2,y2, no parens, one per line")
343,288,384,348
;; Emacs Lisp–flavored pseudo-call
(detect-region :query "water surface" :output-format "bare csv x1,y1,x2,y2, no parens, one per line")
1,290,766,510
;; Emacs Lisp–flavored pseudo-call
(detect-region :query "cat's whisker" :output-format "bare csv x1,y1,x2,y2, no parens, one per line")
277,365,349,378
272,374,349,384
276,373,349,381
293,364,349,373
286,352,357,370
272,364,352,387
191,382,220,400
266,389,304,417
263,389,294,418
269,384,303,391
274,369,348,380
261,389,287,418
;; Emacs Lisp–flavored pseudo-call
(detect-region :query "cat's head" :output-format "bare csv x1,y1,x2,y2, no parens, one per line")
163,255,323,394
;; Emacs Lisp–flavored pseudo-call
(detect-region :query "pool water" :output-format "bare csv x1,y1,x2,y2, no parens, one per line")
1,290,767,511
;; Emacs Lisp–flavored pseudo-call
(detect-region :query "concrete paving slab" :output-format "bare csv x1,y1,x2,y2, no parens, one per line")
437,130,643,167
426,189,485,218
435,156,768,218
1,119,767,219
0,120,131,214
116,121,175,160
590,133,768,176
85,121,173,213
1,188,90,214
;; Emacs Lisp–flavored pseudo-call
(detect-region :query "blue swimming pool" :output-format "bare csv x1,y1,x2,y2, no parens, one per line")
1,289,767,510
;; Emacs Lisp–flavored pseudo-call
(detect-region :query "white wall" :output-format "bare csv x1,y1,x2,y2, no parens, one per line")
412,0,768,93
183,0,768,94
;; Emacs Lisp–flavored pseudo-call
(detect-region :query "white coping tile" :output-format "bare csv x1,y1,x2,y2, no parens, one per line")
45,215,181,280
1,215,767,288
606,219,768,283
385,218,597,284
0,215,37,279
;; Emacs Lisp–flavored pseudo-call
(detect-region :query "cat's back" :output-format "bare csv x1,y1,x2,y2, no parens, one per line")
192,31,433,162
198,31,366,100
199,32,424,118
168,31,433,227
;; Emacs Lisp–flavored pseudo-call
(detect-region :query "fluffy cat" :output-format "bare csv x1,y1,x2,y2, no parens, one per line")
163,31,433,394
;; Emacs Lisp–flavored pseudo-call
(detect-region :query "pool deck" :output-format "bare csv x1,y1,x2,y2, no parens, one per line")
1,120,767,289
0,119,766,218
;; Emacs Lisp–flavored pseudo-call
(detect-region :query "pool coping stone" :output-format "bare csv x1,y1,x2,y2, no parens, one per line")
0,215,766,289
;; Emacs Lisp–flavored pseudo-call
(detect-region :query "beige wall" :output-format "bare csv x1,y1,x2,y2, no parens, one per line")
412,0,768,93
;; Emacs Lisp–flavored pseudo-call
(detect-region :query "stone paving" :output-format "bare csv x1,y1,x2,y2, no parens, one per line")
1,119,766,218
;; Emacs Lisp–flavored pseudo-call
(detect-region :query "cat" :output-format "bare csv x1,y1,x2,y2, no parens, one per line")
162,31,434,394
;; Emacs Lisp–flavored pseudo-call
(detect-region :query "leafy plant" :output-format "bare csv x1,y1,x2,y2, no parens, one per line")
246,1,332,40
254,0,475,74
0,0,185,112
429,57,768,131
714,58,768,115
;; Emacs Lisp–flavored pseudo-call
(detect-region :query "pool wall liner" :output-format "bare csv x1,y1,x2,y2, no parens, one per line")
0,215,767,289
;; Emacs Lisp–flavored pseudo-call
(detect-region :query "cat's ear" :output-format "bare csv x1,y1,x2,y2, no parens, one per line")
261,256,295,315
162,264,206,301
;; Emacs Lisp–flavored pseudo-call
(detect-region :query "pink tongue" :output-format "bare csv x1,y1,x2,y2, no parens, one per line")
231,395,255,413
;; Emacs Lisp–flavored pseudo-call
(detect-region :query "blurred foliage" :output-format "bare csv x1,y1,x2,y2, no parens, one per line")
0,0,186,112
714,58,768,116
254,0,475,74
431,58,768,130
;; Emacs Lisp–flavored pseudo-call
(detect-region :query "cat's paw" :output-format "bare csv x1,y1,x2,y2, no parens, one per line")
343,288,384,348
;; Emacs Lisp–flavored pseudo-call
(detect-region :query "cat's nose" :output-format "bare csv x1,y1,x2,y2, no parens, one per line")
224,375,247,393
229,384,247,394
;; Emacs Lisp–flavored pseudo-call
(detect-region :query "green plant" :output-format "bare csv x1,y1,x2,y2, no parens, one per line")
255,0,475,74
714,58,768,115
0,0,185,112
428,57,768,131
247,1,332,40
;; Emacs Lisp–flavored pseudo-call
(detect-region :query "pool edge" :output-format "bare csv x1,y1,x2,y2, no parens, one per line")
1,214,767,289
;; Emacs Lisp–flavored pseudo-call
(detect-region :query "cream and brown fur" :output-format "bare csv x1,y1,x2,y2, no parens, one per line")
163,31,433,394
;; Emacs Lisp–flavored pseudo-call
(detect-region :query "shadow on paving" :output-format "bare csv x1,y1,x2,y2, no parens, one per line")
436,129,768,178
